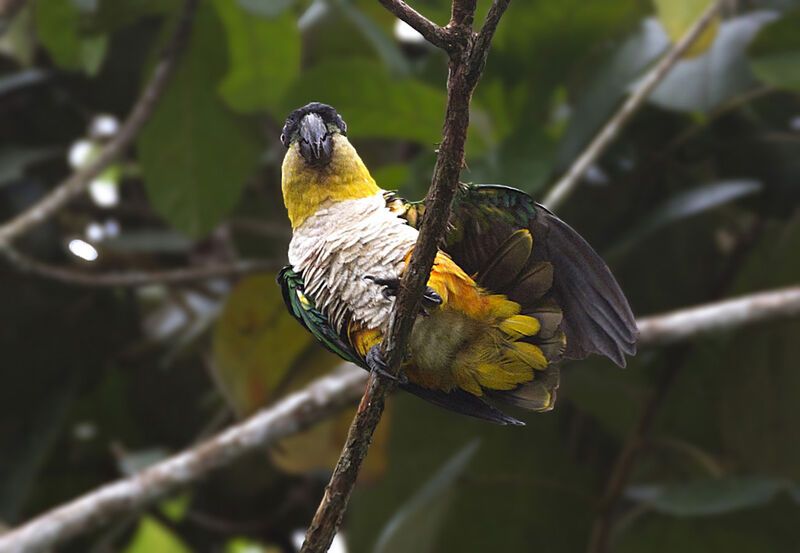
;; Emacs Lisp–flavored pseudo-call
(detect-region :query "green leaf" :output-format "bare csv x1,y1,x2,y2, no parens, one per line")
627,476,791,516
160,493,191,522
279,60,447,146
35,0,108,75
373,442,480,553
122,516,192,553
215,0,300,114
748,8,800,91
138,3,260,238
237,0,294,18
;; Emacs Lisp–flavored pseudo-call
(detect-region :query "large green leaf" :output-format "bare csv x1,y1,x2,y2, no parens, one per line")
278,60,447,146
138,3,260,238
748,8,800,91
215,0,300,114
35,0,107,75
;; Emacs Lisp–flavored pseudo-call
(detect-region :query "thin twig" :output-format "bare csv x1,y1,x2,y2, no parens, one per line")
377,0,452,51
0,0,197,247
466,0,510,82
542,0,723,211
2,286,800,553
0,368,368,553
298,1,507,551
0,246,280,287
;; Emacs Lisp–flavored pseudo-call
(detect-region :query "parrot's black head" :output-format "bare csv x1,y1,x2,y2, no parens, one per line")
281,103,347,168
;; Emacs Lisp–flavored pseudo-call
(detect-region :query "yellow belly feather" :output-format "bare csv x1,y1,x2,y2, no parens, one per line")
350,250,548,396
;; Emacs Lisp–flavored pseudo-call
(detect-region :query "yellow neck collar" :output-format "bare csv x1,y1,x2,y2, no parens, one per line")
281,134,381,228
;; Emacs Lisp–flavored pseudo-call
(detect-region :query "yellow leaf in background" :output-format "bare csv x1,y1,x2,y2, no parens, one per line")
212,274,389,482
654,0,719,58
213,274,315,415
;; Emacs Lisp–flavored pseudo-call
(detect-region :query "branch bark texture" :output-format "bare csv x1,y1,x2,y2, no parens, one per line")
0,0,197,247
298,1,510,551
1,287,800,553
542,0,723,211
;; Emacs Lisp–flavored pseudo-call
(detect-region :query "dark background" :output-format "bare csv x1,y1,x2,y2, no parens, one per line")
1,0,800,552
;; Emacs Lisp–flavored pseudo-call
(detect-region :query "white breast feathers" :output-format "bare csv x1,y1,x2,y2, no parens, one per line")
288,192,419,333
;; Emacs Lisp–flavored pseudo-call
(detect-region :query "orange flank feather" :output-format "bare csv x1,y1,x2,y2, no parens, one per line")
350,249,547,397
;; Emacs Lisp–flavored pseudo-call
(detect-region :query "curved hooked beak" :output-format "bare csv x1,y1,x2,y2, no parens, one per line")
298,113,334,167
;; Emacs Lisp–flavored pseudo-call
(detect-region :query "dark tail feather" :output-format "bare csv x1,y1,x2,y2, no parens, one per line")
532,204,637,367
401,382,525,426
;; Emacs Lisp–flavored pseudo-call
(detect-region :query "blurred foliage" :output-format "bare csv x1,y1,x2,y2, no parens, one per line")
1,0,800,552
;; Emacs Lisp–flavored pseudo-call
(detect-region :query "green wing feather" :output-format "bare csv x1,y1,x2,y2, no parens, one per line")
278,267,366,369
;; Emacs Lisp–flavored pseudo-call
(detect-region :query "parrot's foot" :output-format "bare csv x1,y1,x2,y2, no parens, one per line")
366,345,408,384
363,275,442,316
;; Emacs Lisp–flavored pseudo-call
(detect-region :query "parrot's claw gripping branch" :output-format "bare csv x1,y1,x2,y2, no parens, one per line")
364,274,442,316
366,345,408,385
298,2,512,552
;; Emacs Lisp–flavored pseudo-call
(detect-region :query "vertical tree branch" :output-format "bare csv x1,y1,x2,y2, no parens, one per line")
542,0,723,211
298,2,511,551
